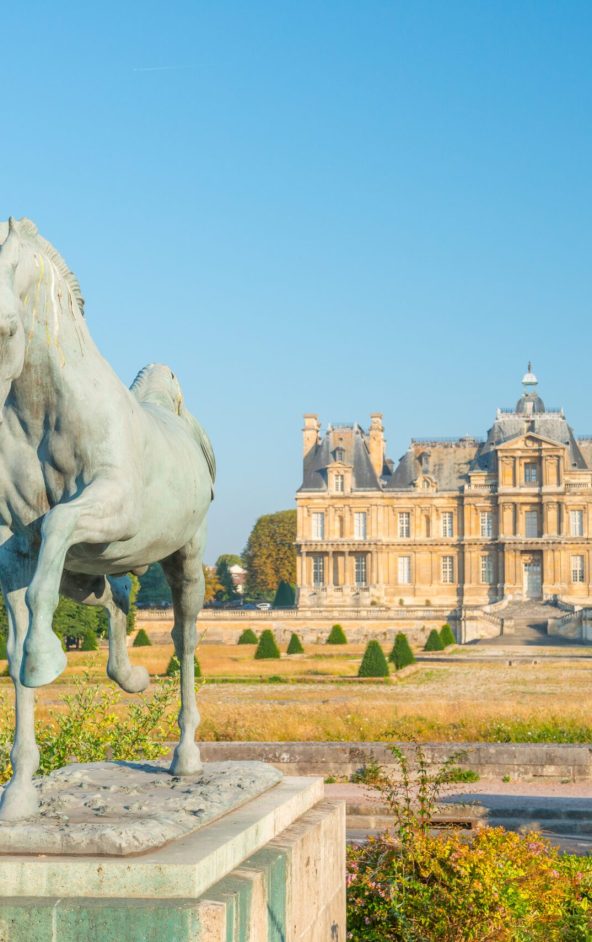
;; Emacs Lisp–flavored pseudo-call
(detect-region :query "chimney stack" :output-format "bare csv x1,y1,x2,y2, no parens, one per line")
303,414,321,457
369,413,385,477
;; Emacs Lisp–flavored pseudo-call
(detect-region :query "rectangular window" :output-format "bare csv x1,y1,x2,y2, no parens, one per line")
354,511,367,540
481,556,494,584
571,510,584,537
441,556,454,584
312,555,325,587
525,511,539,538
311,512,325,540
480,512,493,538
334,474,344,493
398,512,410,538
572,555,585,583
354,554,367,587
398,556,411,584
441,512,454,538
524,463,538,484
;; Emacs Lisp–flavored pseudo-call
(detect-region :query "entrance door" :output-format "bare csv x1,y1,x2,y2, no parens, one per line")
523,557,542,599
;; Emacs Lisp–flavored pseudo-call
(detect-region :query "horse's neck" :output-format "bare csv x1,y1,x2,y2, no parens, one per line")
13,251,117,431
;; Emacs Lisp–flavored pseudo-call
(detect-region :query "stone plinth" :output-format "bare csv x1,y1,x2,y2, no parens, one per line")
0,766,345,941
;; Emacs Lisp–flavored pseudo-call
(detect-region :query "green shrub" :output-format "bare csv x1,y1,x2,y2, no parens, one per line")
254,629,281,660
273,580,296,607
358,640,389,678
166,654,201,678
0,635,6,660
424,628,445,652
80,630,98,651
237,628,258,645
389,632,416,670
133,628,152,647
439,623,456,647
286,632,304,654
326,624,347,645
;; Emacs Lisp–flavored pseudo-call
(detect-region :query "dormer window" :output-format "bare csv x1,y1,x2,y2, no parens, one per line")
334,473,345,493
335,448,345,463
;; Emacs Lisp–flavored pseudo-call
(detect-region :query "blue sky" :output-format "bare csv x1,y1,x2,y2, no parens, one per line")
2,1,592,561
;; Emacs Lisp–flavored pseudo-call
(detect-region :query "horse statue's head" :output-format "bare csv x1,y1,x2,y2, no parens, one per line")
0,219,27,418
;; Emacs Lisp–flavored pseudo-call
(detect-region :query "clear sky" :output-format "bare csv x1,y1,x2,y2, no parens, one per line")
2,2,592,562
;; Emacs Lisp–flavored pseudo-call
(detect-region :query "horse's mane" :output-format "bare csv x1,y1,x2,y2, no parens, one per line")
17,218,85,317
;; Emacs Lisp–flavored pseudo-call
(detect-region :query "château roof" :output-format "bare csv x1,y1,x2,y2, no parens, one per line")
299,367,592,494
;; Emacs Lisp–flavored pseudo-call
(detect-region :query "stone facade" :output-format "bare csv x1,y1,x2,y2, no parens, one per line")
296,368,592,609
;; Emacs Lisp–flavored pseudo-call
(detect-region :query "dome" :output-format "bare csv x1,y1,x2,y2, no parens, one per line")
516,362,545,413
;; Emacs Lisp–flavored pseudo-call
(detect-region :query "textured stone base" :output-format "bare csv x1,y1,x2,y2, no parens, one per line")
0,776,345,941
0,759,282,856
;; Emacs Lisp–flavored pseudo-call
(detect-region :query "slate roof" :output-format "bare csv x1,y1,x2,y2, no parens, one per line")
300,424,384,491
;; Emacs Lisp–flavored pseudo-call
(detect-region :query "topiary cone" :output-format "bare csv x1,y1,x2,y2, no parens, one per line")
439,624,456,647
133,628,152,647
358,640,389,678
286,632,304,655
389,632,416,670
237,628,258,645
166,654,201,678
326,624,347,644
424,628,445,652
254,629,281,660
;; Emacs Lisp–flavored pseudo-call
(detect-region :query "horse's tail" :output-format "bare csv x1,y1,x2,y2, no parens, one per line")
130,364,216,498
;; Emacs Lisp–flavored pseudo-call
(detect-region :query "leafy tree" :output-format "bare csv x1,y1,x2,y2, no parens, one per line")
204,566,224,603
137,563,172,607
440,623,456,647
237,628,258,645
389,632,416,670
254,629,281,660
243,510,296,598
0,635,6,660
215,554,243,600
80,629,98,651
286,632,304,655
126,574,140,634
358,640,389,678
273,580,296,608
166,654,201,678
133,628,152,647
425,628,445,652
327,624,347,645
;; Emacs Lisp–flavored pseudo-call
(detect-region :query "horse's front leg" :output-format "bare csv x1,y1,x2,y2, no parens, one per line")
21,481,133,688
161,524,207,776
0,565,41,820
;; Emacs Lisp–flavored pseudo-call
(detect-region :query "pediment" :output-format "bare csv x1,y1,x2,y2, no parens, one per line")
495,432,565,452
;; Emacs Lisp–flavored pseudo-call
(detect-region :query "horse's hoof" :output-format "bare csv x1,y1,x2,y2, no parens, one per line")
0,780,39,821
20,634,67,688
109,664,150,694
169,744,202,776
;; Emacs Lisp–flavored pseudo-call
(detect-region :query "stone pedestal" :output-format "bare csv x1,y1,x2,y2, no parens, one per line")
0,766,345,941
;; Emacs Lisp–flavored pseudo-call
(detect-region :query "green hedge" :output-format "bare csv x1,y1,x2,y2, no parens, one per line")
286,632,304,655
440,623,456,647
166,655,201,678
389,632,416,670
133,628,152,647
358,640,389,678
254,629,281,660
80,630,98,651
425,628,445,652
326,624,347,644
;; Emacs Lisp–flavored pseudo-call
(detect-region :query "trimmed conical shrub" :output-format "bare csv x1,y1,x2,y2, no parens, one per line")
166,654,202,678
273,580,296,607
80,629,98,651
286,632,304,655
133,628,152,647
326,624,347,645
237,628,258,645
440,624,456,647
424,629,445,652
254,629,281,660
389,632,416,670
358,640,389,678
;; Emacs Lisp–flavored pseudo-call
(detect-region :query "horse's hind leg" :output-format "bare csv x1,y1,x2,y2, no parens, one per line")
0,563,40,821
161,526,206,775
60,573,149,694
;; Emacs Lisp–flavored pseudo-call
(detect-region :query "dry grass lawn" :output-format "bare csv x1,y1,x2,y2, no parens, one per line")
2,640,592,742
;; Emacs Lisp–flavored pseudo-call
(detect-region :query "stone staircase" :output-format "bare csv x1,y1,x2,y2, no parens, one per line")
476,600,578,646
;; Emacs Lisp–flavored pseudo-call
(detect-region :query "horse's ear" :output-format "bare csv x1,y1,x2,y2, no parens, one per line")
1,217,20,266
